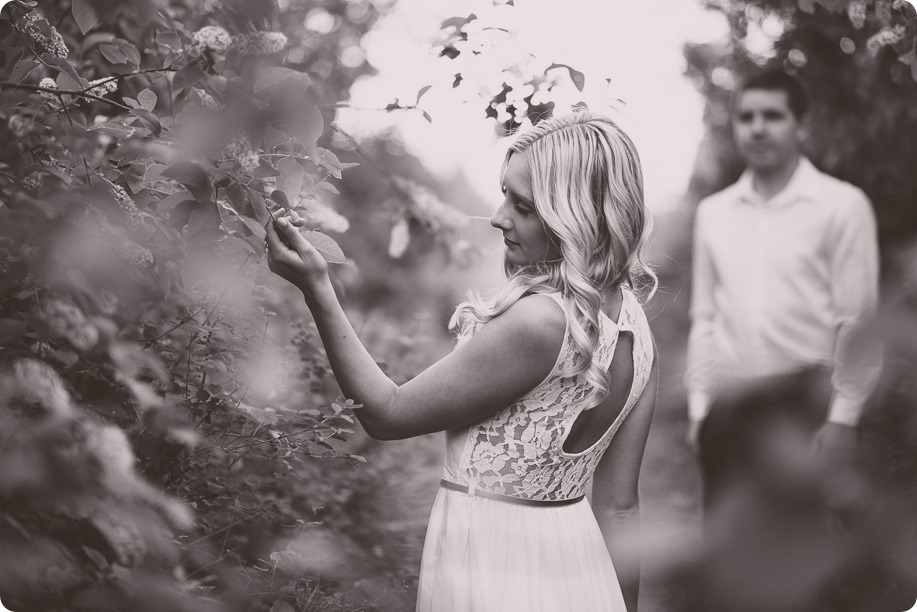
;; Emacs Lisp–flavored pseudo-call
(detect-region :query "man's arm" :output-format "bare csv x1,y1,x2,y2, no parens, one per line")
815,190,882,452
685,203,717,448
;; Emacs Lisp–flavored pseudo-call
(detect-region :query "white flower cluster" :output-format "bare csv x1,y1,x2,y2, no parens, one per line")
892,0,910,9
95,290,119,315
298,200,350,233
115,240,155,267
188,87,218,109
192,25,232,53
847,0,867,29
41,297,99,351
223,132,259,173
16,11,69,59
108,183,142,228
87,78,118,97
192,0,223,14
85,421,135,476
393,177,466,234
232,31,288,55
7,114,32,140
867,24,908,53
1,359,73,418
22,172,41,193
38,76,58,101
876,0,893,23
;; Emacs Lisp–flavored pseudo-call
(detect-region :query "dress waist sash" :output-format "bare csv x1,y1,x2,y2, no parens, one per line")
439,479,585,507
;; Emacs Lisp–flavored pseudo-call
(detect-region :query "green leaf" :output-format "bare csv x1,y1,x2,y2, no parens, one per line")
304,230,346,264
157,190,195,212
172,62,205,94
48,57,83,84
253,164,281,178
416,84,432,103
316,148,343,179
130,109,161,136
100,43,128,65
422,110,433,123
138,88,157,111
72,0,100,34
161,161,209,187
87,121,134,138
276,157,304,200
237,214,267,240
10,59,38,83
545,63,585,92
186,201,220,237
388,217,410,258
270,190,290,210
113,39,141,66
254,67,311,95
0,318,28,343
143,163,168,183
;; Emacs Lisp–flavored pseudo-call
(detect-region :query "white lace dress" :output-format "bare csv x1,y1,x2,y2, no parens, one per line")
416,288,655,612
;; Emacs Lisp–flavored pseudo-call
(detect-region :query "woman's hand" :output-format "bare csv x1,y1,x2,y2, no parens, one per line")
265,211,330,297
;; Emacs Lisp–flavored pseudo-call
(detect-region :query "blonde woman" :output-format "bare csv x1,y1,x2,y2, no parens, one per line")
266,111,658,612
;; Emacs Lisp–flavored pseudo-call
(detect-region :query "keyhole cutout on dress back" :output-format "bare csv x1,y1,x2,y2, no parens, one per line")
562,293,635,455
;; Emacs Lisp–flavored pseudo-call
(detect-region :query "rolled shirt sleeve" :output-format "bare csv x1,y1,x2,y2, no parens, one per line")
826,189,883,426
686,202,718,422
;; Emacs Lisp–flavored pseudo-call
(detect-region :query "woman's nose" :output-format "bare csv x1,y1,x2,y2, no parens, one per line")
490,202,511,231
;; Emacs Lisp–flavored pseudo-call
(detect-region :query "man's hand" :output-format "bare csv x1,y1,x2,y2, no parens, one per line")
686,417,704,454
812,421,858,463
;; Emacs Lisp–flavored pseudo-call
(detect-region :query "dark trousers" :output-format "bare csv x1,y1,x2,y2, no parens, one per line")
698,367,832,512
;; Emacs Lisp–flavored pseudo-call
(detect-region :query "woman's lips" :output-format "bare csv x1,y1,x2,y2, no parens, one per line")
504,237,518,247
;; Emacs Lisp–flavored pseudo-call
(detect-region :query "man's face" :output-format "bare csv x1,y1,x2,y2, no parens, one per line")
733,89,803,172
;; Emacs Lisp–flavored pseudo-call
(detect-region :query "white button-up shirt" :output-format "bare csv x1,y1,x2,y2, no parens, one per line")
686,157,881,426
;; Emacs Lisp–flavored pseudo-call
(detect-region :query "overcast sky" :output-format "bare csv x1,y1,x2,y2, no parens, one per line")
338,0,731,213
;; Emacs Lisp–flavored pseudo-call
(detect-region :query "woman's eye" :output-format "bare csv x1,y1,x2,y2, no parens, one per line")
513,202,530,215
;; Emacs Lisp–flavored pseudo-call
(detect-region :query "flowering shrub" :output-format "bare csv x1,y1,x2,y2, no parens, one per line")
0,0,471,609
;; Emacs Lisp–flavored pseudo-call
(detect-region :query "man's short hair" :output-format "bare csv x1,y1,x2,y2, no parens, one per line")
737,70,809,119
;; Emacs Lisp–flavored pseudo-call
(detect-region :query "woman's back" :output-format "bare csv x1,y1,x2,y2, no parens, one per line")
441,285,655,501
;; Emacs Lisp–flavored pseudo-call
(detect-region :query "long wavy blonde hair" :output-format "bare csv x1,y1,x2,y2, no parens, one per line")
449,111,657,407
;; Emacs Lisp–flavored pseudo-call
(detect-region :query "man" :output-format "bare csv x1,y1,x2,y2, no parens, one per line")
685,70,882,508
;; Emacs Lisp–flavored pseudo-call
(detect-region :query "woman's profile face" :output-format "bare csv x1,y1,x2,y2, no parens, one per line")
490,151,559,267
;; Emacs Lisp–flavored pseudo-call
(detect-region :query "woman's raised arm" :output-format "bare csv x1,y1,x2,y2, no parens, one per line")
266,216,566,440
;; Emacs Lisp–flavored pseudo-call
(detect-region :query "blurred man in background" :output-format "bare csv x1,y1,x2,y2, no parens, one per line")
685,69,882,512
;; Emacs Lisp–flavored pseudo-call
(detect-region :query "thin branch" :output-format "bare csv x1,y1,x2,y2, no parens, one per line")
87,67,179,90
143,308,204,349
330,124,415,206
0,83,131,111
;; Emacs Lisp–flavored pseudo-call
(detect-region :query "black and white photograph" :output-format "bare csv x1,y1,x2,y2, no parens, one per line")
1,0,916,610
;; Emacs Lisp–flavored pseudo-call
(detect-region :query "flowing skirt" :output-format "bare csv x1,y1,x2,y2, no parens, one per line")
416,487,627,612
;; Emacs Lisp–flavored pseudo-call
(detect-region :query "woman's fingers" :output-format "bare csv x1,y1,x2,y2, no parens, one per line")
275,216,312,253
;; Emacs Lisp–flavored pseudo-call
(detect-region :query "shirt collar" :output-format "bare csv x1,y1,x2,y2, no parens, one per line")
737,156,821,208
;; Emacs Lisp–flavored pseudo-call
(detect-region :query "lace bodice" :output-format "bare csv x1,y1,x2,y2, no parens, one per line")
442,287,655,501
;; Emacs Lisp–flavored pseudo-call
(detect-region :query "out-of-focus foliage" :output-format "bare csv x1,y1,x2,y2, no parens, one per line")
0,0,477,609
674,1,917,610
685,0,917,250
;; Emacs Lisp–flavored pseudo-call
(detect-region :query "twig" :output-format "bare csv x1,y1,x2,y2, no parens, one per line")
330,124,415,206
86,66,178,91
0,83,131,111
143,308,204,349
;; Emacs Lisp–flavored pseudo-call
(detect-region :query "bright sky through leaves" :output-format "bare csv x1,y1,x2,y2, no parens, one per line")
339,0,730,212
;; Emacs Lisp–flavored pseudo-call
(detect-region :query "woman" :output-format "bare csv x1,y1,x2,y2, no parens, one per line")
266,111,658,612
